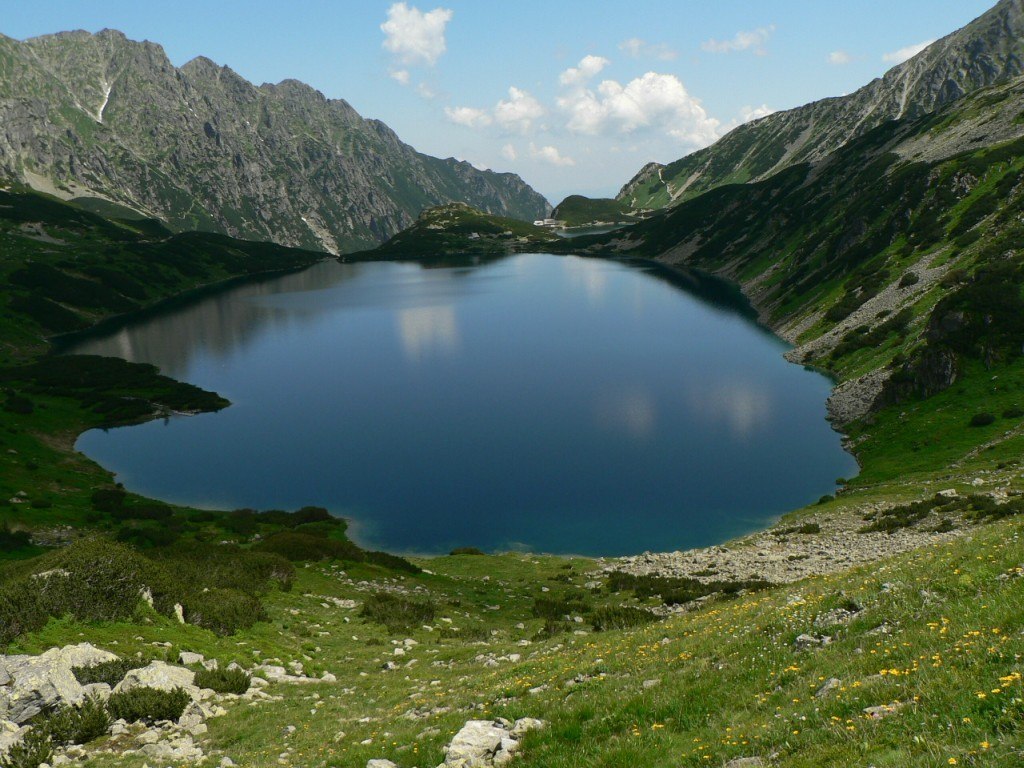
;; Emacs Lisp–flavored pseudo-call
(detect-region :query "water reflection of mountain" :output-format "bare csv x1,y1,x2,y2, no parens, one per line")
61,254,765,378
61,262,366,376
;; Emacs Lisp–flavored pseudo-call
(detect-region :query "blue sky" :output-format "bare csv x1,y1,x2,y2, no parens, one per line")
3,1,996,203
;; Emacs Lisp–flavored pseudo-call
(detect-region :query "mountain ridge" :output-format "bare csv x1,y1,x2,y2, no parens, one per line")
618,0,1024,209
0,28,549,254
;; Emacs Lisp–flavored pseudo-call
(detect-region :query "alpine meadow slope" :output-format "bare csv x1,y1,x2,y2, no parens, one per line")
0,29,549,254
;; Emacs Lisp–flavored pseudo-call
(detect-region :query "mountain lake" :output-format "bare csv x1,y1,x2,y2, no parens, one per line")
64,253,859,556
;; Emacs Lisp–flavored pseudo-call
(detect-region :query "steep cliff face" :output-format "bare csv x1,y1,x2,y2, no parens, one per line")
619,0,1024,209
0,29,549,253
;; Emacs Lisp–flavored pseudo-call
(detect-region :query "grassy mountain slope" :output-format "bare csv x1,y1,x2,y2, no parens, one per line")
0,29,549,254
618,0,1024,210
550,195,639,227
355,202,562,260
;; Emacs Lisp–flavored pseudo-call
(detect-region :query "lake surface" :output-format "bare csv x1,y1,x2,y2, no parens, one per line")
66,254,857,556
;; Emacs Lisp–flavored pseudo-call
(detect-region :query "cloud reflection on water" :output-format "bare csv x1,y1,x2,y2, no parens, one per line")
396,304,461,361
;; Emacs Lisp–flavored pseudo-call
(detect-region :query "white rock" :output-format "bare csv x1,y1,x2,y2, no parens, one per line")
179,652,205,666
366,760,399,768
53,643,118,669
0,650,86,723
113,661,199,701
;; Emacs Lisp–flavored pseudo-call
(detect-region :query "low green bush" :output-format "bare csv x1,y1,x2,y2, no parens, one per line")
0,724,52,768
359,592,435,632
193,667,251,694
449,547,486,556
606,572,773,606
589,606,657,631
107,687,191,724
182,588,266,636
72,658,146,687
531,595,590,621
45,696,111,747
254,532,362,562
969,412,996,427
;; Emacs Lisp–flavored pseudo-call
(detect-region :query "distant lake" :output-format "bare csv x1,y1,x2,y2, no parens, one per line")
66,254,857,556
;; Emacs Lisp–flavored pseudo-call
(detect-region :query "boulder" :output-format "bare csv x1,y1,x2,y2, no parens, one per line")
0,650,86,723
443,720,506,766
179,652,205,667
440,717,545,768
52,643,118,669
113,661,199,700
367,760,400,768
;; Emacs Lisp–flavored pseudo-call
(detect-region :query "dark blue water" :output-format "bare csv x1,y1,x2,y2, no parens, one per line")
67,254,857,556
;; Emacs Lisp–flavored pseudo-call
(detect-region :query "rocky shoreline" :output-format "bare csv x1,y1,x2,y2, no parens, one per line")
600,492,984,587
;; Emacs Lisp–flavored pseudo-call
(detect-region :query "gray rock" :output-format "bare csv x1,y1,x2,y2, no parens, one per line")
51,644,118,670
113,661,199,700
794,633,832,650
179,652,205,666
0,649,86,723
443,720,506,765
509,718,545,738
439,717,545,768
814,678,842,699
367,760,399,768
724,759,765,768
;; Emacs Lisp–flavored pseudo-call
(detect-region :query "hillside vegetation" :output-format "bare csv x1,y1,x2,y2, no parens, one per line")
550,196,639,227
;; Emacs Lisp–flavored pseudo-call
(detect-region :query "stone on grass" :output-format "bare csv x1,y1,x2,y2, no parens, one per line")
113,661,199,700
440,717,545,768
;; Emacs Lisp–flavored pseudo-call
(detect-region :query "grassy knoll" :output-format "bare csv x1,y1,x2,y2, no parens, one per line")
550,196,639,227
356,202,561,260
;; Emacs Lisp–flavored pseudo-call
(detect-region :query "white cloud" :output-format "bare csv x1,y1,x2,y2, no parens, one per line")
619,37,677,61
416,82,438,99
390,69,411,85
380,2,453,67
559,71,720,147
827,50,852,66
882,39,934,64
444,105,492,128
559,54,610,86
529,142,575,166
494,86,545,133
500,143,517,161
738,104,775,124
701,25,775,55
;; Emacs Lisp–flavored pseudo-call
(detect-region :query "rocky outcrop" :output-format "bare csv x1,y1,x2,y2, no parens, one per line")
0,30,549,254
0,649,86,723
